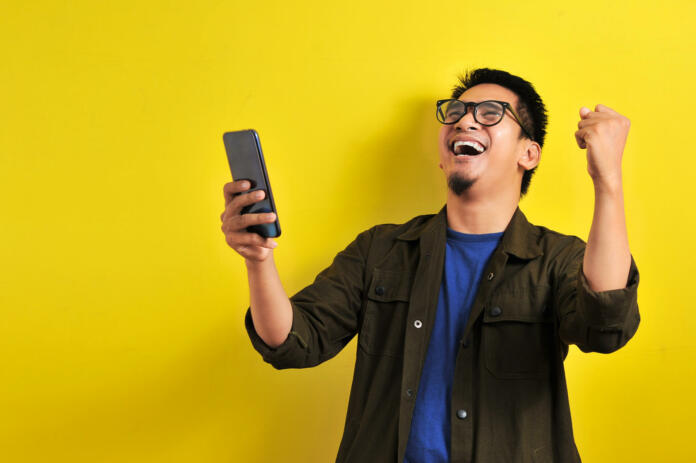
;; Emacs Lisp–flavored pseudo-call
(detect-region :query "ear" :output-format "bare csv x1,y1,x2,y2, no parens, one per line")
518,140,541,171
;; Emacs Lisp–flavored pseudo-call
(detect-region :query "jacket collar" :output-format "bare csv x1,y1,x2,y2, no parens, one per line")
396,203,543,260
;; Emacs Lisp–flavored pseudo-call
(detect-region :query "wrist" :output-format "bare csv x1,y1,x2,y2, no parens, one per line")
592,172,623,196
245,253,275,271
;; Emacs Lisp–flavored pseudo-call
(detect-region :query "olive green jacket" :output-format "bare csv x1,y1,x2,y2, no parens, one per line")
245,204,640,463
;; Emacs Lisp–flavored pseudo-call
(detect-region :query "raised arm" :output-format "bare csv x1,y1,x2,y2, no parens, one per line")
221,180,291,348
575,104,632,291
553,103,640,354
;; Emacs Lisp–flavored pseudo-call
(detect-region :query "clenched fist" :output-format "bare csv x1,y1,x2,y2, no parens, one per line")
575,104,630,185
220,180,278,262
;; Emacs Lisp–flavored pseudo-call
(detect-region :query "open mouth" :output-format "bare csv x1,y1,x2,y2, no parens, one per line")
451,140,486,156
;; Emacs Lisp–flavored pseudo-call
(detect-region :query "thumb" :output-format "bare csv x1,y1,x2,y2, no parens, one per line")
579,106,592,119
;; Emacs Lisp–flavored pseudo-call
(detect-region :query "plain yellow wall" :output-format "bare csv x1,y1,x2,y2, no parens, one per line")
1,1,694,461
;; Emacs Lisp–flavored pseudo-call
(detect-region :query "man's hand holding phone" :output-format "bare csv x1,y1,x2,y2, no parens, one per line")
220,179,278,263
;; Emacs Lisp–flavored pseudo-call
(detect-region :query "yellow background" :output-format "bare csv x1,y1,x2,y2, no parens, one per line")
1,1,693,461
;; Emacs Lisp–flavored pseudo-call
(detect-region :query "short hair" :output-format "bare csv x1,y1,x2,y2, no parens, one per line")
450,68,548,197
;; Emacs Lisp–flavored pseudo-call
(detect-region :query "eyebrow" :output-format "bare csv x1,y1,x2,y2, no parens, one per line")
458,99,510,105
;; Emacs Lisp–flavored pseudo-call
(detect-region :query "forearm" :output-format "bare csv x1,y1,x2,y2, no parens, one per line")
583,176,631,291
245,254,293,348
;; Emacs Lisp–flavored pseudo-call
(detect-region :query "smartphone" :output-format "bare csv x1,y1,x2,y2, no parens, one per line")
222,129,281,238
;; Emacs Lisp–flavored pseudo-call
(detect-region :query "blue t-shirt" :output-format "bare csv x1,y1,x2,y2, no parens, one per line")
404,227,503,463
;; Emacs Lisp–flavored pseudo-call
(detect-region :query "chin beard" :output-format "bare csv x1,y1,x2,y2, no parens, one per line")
448,172,476,196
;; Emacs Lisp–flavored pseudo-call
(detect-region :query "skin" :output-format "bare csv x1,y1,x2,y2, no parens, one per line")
220,84,633,346
220,185,290,347
437,83,541,234
575,104,631,291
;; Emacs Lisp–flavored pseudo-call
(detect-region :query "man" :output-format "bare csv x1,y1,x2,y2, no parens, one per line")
220,68,640,463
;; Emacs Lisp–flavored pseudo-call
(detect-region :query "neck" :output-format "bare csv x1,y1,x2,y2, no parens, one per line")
445,188,519,234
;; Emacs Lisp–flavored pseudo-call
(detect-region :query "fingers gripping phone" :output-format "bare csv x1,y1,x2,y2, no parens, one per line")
223,129,281,238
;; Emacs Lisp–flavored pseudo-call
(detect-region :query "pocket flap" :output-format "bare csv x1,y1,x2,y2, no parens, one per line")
367,268,413,302
483,287,552,323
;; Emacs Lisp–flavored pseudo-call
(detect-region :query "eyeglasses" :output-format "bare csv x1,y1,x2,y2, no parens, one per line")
436,99,533,140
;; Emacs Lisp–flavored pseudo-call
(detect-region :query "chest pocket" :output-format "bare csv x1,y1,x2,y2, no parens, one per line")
359,268,414,358
481,287,555,380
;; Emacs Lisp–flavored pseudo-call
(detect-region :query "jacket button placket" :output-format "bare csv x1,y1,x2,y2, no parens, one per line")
451,329,475,463
451,251,507,463
398,245,442,463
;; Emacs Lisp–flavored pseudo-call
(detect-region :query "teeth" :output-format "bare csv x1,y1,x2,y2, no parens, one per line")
453,140,485,155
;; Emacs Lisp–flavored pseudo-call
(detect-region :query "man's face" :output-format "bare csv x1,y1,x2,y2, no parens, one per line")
438,83,536,197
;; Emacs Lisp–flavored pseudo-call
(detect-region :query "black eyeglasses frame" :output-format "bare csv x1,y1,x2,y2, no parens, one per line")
436,99,534,141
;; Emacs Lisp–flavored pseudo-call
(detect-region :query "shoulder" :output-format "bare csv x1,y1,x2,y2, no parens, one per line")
345,212,436,259
364,212,436,241
535,224,585,247
529,221,587,266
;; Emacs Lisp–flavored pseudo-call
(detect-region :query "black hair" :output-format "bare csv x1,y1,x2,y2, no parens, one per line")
450,68,548,197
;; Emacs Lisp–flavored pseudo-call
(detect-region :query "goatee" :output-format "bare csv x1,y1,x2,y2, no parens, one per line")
448,172,476,196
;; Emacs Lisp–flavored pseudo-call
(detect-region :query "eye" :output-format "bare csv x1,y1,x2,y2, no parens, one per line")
477,102,505,121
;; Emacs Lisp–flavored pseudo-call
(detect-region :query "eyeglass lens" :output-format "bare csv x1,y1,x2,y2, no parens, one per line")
438,100,505,125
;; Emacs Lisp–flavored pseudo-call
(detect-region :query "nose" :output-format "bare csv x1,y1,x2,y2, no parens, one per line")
454,106,481,132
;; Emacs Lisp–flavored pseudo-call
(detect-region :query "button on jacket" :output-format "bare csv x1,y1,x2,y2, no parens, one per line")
244,205,641,463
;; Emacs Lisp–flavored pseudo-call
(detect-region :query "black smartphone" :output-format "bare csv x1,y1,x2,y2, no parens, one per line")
222,129,281,238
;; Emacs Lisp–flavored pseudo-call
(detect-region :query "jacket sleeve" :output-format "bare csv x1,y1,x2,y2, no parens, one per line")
553,236,641,354
244,227,373,369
